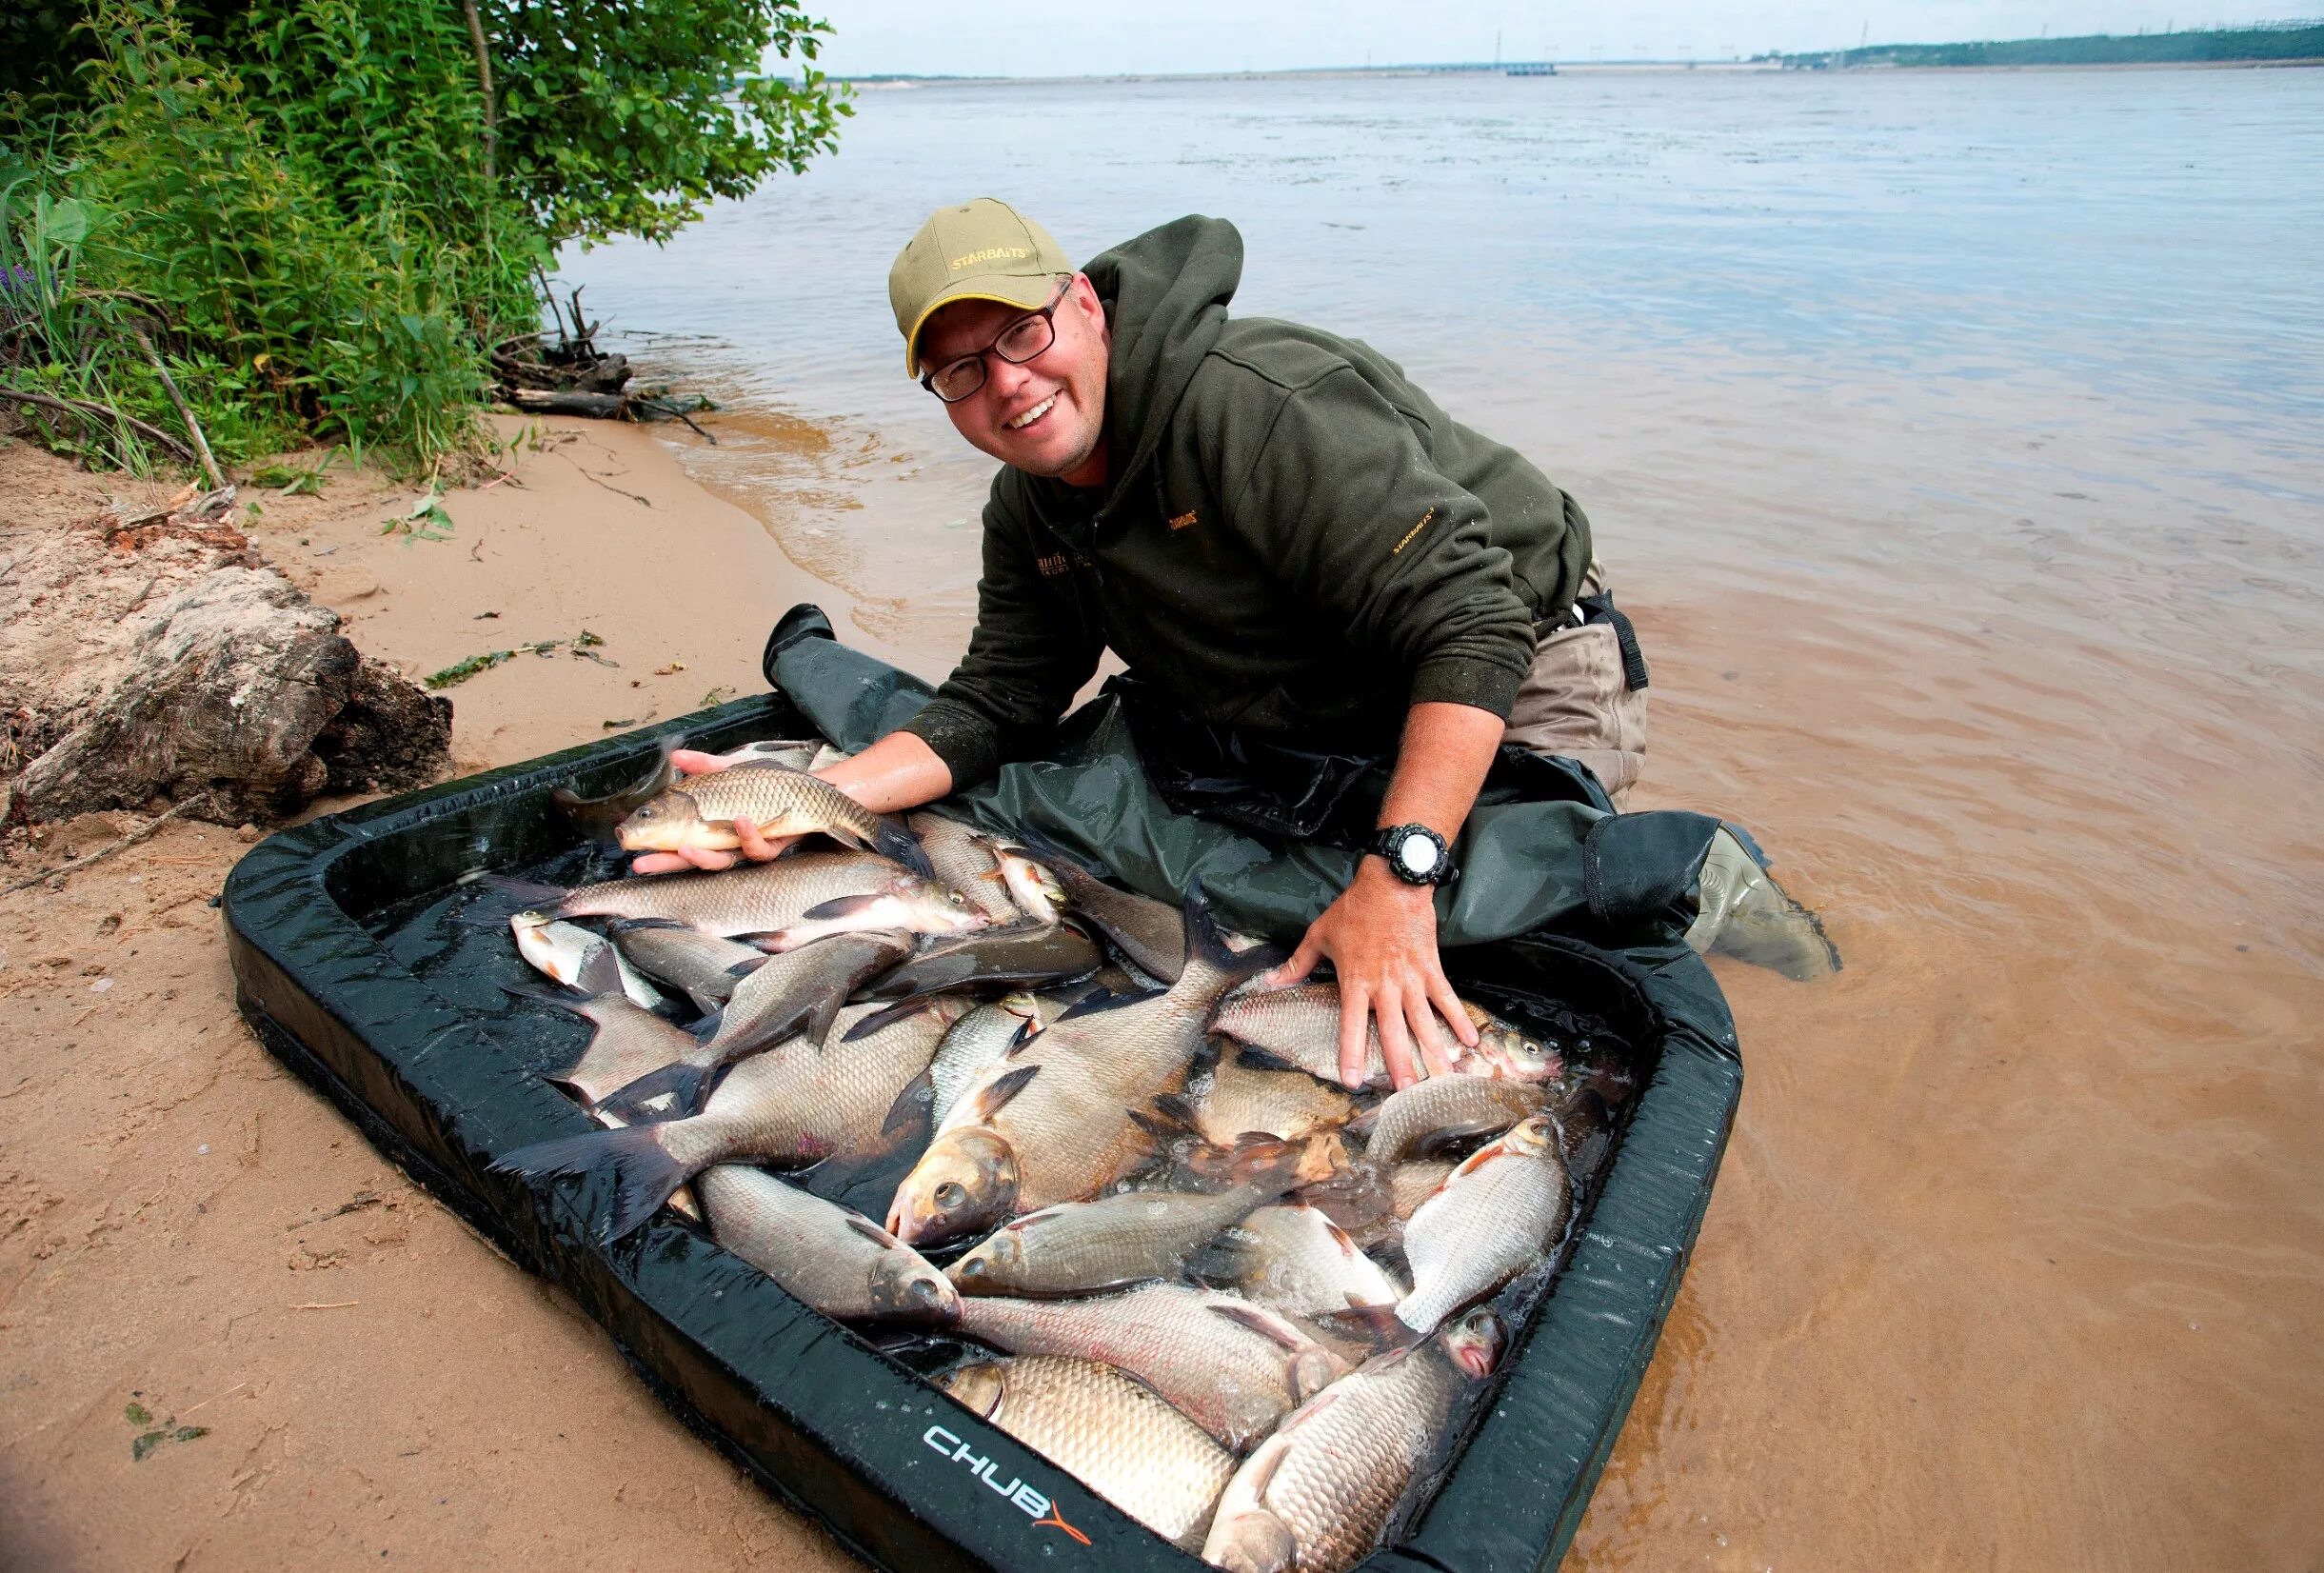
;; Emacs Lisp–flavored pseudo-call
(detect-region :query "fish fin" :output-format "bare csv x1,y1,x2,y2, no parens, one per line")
1148,1091,1201,1128
870,816,938,881
573,944,626,999
844,997,936,1043
1317,1302,1417,1350
1206,1299,1311,1352
881,1070,935,1137
1181,881,1286,985
1124,1106,1180,1143
1058,985,1163,1022
688,1006,726,1047
802,989,850,1050
719,955,771,983
604,915,694,935
681,987,725,1018
843,1212,905,1249
596,1062,713,1125
798,893,891,923
1004,1016,1040,1055
1293,1133,1349,1188
966,1063,1041,1122
1224,1042,1304,1077
1224,1136,1302,1192
498,978,585,1010
490,1124,694,1243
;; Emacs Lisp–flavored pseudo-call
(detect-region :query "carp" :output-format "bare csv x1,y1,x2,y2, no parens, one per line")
1211,986,1559,1091
696,1164,956,1323
615,758,932,876
1396,1115,1572,1333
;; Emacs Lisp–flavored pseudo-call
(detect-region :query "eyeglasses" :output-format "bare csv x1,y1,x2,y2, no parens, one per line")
920,277,1074,405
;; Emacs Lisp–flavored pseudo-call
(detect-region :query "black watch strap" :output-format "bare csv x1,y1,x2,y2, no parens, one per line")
1370,823,1456,886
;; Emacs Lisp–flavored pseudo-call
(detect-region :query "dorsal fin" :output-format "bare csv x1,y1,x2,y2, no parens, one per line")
844,997,936,1042
842,1212,904,1249
967,1064,1041,1122
1207,1298,1310,1353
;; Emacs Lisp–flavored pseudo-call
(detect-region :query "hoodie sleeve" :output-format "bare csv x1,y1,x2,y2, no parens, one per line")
896,485,1102,787
1222,365,1538,718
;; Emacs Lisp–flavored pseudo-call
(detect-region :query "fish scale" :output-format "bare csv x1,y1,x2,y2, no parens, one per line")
942,1356,1235,1552
616,759,924,870
950,1283,1347,1453
1212,985,1559,1090
695,1165,956,1323
1202,1317,1497,1573
1396,1115,1571,1333
537,851,915,937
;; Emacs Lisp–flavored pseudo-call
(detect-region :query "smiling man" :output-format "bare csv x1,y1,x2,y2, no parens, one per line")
649,198,1653,1087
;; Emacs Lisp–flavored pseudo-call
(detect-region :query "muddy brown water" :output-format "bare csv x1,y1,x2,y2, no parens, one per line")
562,68,2324,1570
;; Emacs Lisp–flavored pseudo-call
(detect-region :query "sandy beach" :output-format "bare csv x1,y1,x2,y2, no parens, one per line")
4,378,2317,1570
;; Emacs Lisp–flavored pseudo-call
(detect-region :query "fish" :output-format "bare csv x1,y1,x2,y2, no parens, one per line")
950,1283,1350,1453
921,994,1043,1131
886,888,1281,1248
946,1150,1298,1298
1170,1044,1358,1147
615,758,933,877
1200,1203,1404,1319
751,884,989,952
1395,1115,1572,1333
1013,829,1189,981
692,739,823,771
1211,986,1560,1091
491,997,968,1241
1296,1155,1456,1253
906,810,1016,919
487,850,929,940
1361,1074,1554,1166
595,930,915,1124
942,1357,1235,1552
1202,1309,1504,1573
603,918,769,1013
695,1164,957,1323
500,945,695,1110
548,747,682,842
857,921,1102,1003
988,839,1065,926
512,915,665,1011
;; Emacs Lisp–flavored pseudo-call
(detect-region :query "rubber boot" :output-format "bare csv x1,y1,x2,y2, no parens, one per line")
1682,826,1840,981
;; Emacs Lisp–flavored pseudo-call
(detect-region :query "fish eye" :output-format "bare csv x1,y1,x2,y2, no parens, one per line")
935,1182,966,1208
958,1257,988,1278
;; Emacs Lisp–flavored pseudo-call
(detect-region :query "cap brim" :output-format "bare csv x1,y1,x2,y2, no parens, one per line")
904,272,1062,377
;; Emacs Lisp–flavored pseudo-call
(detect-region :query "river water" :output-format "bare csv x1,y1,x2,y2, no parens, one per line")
564,67,2324,1570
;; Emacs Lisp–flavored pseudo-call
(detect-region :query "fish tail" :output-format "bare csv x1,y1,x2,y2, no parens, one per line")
594,1061,714,1125
1180,881,1285,991
872,816,937,881
490,1125,695,1242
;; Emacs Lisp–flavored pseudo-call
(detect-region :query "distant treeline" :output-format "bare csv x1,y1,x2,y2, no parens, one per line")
1785,22,2324,69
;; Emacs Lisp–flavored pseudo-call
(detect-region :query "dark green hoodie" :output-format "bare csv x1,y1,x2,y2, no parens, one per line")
900,214,1592,788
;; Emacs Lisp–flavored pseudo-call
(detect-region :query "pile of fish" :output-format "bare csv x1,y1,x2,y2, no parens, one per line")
488,741,1616,1572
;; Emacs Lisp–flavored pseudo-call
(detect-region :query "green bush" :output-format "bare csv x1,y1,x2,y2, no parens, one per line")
0,0,848,475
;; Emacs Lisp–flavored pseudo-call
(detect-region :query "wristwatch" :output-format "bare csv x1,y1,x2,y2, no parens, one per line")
1369,823,1457,886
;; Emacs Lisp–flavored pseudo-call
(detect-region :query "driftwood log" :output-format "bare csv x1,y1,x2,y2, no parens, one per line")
2,488,449,826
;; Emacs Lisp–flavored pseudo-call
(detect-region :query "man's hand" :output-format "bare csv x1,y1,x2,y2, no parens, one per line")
628,749,800,874
1265,856,1480,1090
627,731,955,876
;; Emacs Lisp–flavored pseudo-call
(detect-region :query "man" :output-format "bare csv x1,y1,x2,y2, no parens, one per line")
641,199,1652,1089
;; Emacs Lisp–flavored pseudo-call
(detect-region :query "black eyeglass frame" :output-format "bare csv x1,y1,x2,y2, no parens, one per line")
918,275,1077,404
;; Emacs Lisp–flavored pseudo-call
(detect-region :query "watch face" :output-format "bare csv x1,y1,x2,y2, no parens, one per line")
1397,831,1437,876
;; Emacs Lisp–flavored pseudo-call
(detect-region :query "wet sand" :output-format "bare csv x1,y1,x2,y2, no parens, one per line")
3,368,2320,1573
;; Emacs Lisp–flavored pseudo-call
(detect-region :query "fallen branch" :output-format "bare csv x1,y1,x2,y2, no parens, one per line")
0,386,194,464
0,792,214,898
131,329,226,490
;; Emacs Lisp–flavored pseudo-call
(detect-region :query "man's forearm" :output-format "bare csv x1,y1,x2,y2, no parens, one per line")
823,729,954,815
1376,701,1503,847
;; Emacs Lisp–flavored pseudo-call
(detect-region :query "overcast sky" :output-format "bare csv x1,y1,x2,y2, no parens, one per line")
798,1,2318,75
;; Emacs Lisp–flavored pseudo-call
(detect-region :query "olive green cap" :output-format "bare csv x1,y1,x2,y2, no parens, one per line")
889,198,1074,377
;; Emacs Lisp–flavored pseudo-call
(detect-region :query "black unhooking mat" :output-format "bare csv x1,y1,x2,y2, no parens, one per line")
223,607,1742,1573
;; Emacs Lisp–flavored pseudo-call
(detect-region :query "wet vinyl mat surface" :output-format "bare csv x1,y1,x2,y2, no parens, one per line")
224,692,1741,1573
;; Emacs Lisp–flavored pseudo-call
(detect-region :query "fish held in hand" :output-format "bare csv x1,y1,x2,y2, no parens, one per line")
617,759,933,877
886,886,1281,1248
1202,1309,1504,1573
696,1164,957,1323
1396,1114,1571,1334
951,1283,1349,1453
943,1356,1234,1552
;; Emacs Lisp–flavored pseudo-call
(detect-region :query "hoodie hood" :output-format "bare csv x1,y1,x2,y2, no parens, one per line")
1082,214,1243,515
